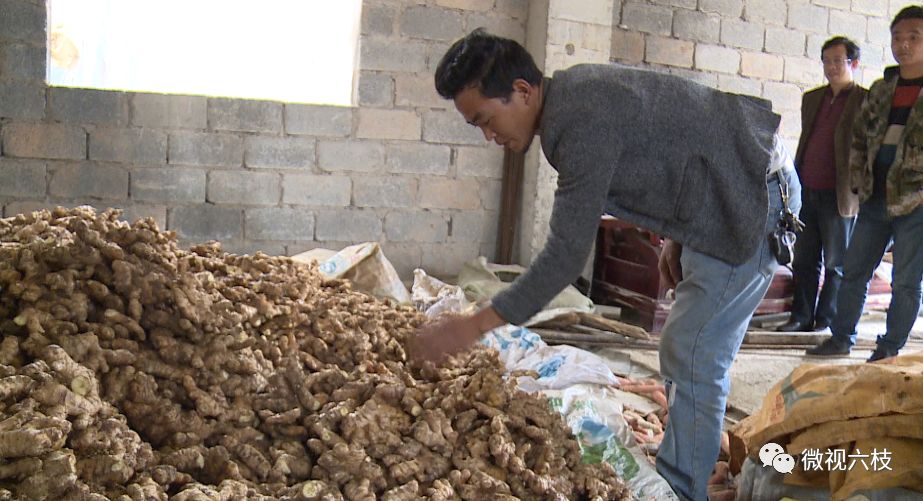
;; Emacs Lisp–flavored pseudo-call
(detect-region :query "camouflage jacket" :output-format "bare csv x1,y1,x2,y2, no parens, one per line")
850,66,923,216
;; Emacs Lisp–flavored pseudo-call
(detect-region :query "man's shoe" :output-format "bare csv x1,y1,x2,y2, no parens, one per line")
805,338,851,356
812,320,831,331
867,345,899,363
777,319,812,332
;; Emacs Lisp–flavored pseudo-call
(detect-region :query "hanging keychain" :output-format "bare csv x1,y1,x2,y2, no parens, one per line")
768,171,804,266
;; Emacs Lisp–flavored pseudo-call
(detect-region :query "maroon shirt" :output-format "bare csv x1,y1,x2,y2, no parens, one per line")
800,86,852,190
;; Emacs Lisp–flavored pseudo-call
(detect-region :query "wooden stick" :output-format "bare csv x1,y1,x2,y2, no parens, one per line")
531,329,624,343
531,328,660,349
530,311,581,329
496,147,524,264
743,331,828,345
744,331,878,348
577,312,650,340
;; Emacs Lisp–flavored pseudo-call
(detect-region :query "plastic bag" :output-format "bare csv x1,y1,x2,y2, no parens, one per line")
510,345,621,392
410,269,473,319
479,324,546,367
544,384,680,501
291,242,410,304
479,328,678,500
457,256,593,325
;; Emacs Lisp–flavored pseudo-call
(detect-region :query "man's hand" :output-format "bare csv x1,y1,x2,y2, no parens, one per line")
658,239,683,290
407,315,481,365
408,307,505,365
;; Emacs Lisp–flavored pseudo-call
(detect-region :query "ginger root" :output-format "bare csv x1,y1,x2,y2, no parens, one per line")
0,207,630,500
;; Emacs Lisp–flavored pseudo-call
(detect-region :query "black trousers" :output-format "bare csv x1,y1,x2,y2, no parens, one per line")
789,187,856,326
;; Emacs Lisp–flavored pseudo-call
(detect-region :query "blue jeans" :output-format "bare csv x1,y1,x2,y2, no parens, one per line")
830,194,923,351
789,188,856,327
656,168,801,501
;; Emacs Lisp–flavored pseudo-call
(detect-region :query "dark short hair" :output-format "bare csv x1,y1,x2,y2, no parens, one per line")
891,5,923,29
821,36,860,61
434,28,542,101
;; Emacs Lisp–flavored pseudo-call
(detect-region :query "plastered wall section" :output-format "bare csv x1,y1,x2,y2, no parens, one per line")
519,0,614,265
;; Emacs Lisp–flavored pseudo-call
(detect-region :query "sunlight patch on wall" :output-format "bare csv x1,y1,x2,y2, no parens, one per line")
47,0,362,106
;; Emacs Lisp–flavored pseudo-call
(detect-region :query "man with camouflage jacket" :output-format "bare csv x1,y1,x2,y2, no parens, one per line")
807,5,923,362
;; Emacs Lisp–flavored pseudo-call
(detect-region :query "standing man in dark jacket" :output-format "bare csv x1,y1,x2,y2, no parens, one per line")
411,29,800,501
778,36,867,332
808,6,923,361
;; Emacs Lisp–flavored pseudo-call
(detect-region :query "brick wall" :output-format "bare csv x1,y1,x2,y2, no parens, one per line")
610,0,903,148
4,0,899,279
0,0,526,278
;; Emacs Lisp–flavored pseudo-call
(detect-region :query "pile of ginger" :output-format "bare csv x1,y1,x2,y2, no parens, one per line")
0,207,631,500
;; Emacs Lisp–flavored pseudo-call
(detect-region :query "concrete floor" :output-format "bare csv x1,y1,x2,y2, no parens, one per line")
589,310,923,417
